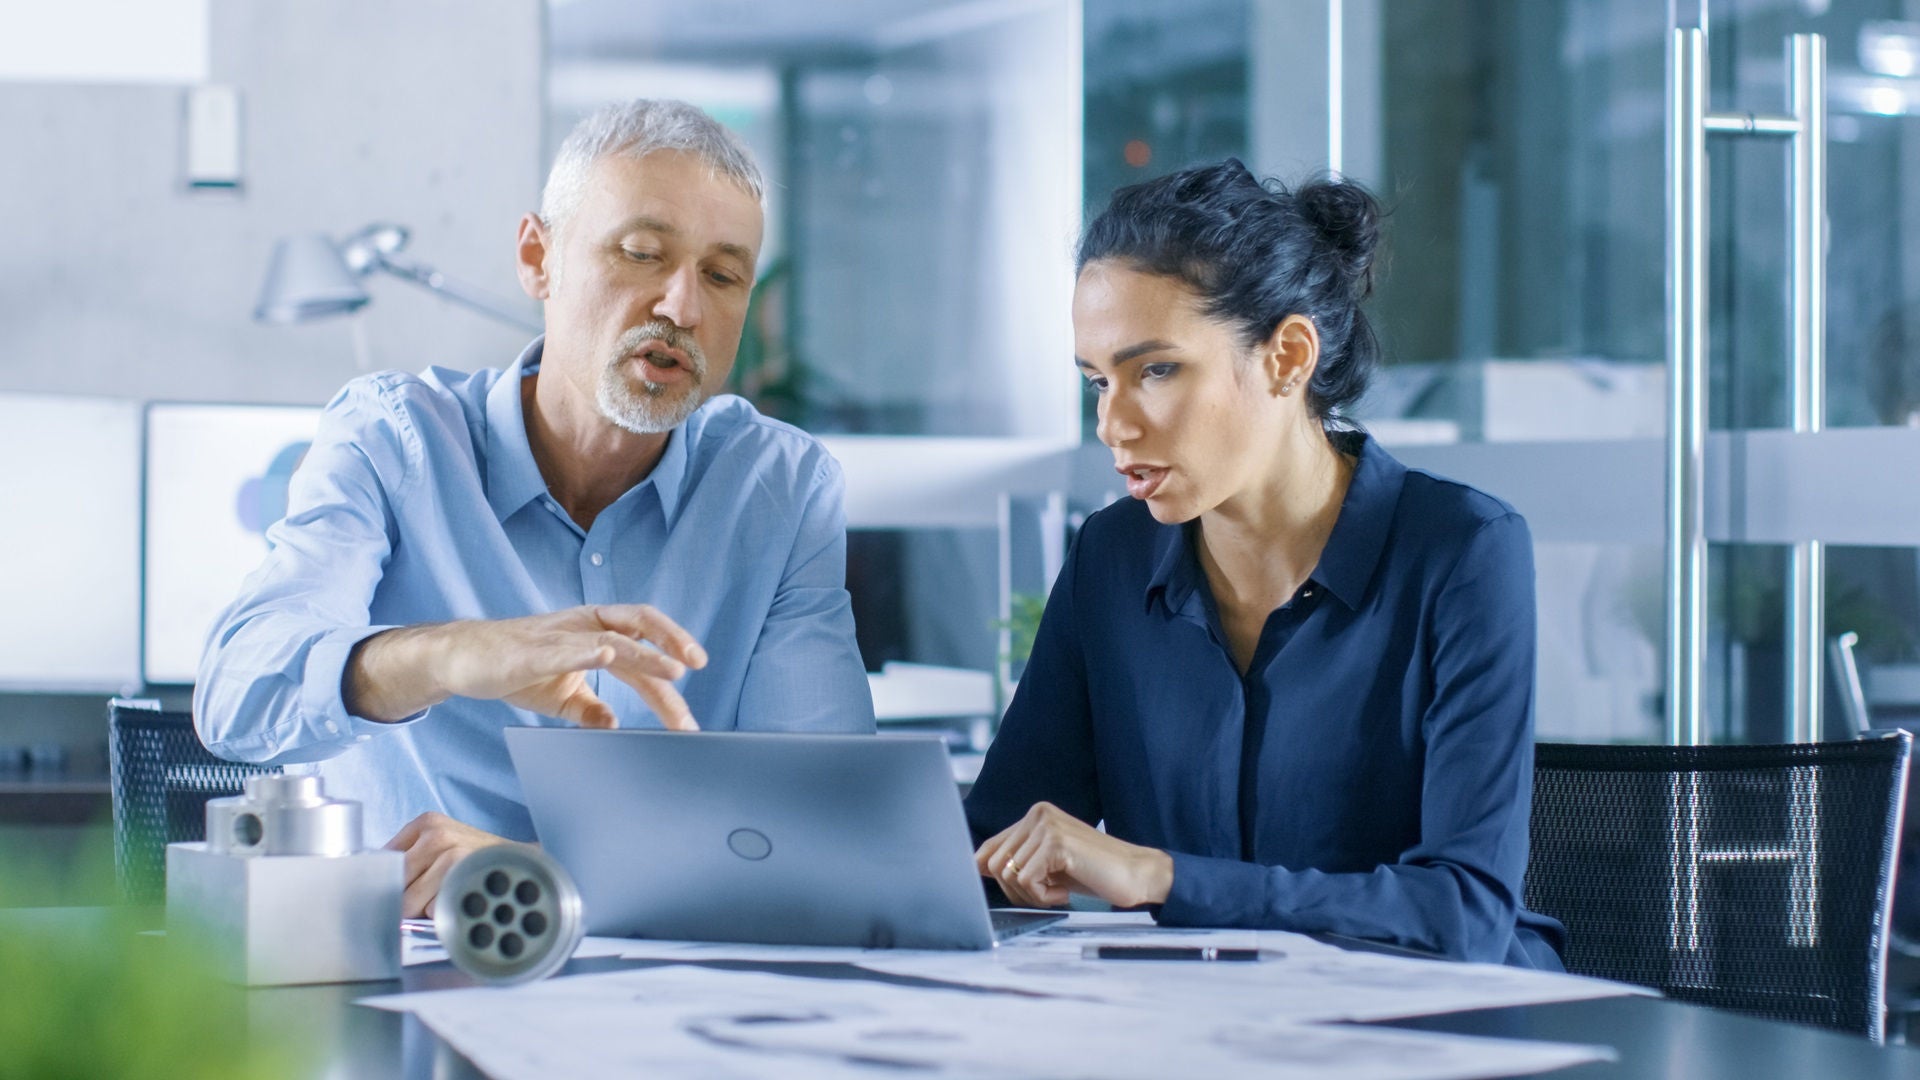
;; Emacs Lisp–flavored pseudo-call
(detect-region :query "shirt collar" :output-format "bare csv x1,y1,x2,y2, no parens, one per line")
1145,520,1204,619
483,336,694,529
643,410,691,530
1312,431,1406,610
484,337,549,523
1142,430,1406,615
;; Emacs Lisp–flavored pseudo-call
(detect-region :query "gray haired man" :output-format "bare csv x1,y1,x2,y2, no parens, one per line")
196,100,876,917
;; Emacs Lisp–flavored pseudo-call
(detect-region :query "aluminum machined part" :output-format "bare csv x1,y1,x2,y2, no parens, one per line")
433,845,586,986
205,773,362,857
169,773,400,985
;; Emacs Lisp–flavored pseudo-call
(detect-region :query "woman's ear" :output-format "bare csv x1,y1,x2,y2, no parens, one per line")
1256,314,1320,398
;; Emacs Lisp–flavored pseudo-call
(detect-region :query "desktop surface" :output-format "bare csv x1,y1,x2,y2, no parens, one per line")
6,908,1916,1079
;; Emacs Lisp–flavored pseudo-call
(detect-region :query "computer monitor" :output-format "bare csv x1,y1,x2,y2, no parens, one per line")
143,402,323,686
0,393,142,690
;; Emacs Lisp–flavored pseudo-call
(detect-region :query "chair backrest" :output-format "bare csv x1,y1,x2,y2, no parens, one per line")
1526,734,1911,1041
106,698,278,904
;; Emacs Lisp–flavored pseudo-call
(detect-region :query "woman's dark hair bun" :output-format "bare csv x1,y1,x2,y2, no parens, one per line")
1076,159,1387,424
1291,177,1382,304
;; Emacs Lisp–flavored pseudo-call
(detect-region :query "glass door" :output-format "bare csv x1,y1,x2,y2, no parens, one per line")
1340,0,1920,745
1072,1,1920,745
1700,0,1920,745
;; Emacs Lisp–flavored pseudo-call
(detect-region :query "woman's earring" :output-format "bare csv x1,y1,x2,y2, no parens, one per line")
1280,380,1296,395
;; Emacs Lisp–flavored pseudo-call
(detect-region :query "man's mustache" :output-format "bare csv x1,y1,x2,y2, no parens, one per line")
615,323,706,379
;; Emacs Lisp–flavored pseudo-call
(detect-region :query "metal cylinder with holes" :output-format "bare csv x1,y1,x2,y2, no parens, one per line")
433,845,585,986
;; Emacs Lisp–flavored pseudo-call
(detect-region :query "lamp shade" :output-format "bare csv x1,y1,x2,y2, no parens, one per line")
253,234,369,322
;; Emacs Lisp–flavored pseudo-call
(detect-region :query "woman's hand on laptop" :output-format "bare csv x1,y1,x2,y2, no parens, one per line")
345,604,709,730
387,811,519,918
976,801,1174,910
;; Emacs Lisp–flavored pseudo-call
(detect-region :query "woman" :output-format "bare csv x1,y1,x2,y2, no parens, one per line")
966,159,1565,969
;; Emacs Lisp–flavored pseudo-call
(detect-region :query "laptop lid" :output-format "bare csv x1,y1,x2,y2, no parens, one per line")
505,728,1005,950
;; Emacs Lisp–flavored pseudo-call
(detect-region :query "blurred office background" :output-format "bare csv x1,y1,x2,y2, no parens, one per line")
5,0,1920,896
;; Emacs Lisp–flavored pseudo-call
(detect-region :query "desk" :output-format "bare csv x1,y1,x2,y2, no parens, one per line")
8,909,1915,1079
245,960,1920,1078
0,771,110,826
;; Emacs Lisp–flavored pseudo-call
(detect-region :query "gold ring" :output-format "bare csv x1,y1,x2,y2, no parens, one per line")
1005,860,1021,876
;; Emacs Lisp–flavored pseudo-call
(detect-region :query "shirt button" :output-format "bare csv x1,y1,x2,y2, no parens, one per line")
590,552,604,567
1302,588,1314,598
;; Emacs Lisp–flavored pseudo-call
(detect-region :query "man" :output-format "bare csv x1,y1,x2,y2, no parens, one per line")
196,100,876,916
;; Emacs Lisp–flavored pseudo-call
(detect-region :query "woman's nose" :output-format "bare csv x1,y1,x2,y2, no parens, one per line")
1096,394,1142,447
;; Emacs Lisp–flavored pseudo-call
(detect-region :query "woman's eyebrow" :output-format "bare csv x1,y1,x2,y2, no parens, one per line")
1074,340,1175,371
1111,339,1175,364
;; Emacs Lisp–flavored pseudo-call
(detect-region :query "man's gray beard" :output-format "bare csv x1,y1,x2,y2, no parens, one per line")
596,366,702,434
595,324,708,434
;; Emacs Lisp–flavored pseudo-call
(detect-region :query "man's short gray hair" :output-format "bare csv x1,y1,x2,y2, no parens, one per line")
539,99,765,238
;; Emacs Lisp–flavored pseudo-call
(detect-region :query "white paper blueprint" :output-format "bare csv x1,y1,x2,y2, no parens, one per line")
363,964,1614,1080
858,939,1650,1023
400,921,632,968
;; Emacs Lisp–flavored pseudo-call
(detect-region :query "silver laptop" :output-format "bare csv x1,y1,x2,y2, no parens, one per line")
505,728,1064,950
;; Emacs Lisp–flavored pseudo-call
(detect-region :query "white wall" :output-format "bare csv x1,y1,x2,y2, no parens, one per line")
0,0,545,406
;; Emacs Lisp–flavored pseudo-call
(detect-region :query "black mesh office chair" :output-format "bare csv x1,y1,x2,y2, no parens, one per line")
1526,734,1911,1042
106,699,279,904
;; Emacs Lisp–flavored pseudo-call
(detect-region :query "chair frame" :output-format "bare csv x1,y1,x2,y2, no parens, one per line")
1528,733,1911,1041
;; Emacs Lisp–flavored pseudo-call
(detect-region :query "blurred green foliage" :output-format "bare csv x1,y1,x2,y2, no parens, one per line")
995,591,1049,670
0,836,305,1080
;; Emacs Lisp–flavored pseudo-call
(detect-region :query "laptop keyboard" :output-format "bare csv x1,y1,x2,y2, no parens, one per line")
990,909,1068,941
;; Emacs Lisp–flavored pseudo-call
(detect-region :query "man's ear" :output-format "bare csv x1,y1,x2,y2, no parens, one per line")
515,213,554,301
1255,314,1320,397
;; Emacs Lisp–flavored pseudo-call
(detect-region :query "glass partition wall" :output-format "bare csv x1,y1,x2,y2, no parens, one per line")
1080,0,1920,745
546,1,1081,693
549,0,1920,745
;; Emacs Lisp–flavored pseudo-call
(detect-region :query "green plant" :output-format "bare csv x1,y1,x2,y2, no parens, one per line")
0,839,306,1080
994,591,1049,670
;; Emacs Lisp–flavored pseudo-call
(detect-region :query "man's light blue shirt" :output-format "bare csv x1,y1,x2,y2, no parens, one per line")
195,339,876,846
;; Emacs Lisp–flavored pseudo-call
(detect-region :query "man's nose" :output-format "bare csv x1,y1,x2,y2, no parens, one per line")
652,263,703,330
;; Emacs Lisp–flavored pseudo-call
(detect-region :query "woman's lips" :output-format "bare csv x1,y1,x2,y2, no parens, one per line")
1121,466,1168,500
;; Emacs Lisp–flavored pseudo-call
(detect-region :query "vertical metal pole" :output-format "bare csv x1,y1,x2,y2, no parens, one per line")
1328,0,1344,174
994,490,1013,720
1667,28,1710,746
1786,34,1827,743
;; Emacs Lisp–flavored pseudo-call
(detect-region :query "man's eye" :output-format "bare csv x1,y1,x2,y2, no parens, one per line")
1142,362,1177,381
1083,377,1109,395
623,249,660,262
707,270,743,287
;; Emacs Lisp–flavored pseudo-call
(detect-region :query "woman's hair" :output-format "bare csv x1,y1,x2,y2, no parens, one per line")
1076,158,1384,423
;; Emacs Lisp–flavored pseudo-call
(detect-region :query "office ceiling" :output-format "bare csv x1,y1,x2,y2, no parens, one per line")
548,0,982,62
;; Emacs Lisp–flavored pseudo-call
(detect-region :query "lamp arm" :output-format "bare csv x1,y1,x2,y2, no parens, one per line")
373,255,544,335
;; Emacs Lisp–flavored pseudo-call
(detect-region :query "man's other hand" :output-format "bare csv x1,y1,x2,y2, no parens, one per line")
346,604,709,730
387,812,516,919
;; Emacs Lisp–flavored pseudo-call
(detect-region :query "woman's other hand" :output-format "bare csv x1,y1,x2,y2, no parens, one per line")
975,801,1173,909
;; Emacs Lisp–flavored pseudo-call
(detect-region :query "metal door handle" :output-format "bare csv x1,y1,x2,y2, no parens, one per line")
1666,31,1826,744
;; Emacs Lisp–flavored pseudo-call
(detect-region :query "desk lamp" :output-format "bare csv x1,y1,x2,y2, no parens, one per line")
254,223,541,334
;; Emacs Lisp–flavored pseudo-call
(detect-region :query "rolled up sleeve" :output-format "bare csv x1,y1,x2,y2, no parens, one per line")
193,383,424,764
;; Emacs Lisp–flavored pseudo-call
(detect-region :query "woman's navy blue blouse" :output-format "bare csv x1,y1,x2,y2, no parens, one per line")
965,432,1567,968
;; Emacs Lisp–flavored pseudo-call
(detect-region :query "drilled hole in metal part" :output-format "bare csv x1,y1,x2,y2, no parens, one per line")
516,879,540,905
462,892,487,918
493,903,514,925
232,813,263,848
485,870,510,896
521,910,547,936
499,933,524,959
468,923,494,949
